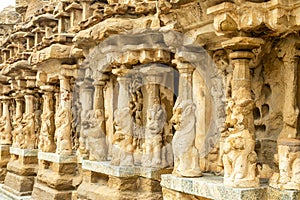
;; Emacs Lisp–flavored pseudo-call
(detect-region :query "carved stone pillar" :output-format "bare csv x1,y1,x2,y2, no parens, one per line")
0,96,12,182
140,65,169,168
171,60,202,177
78,80,94,158
38,85,56,153
55,76,72,155
221,37,264,188
0,97,12,145
111,68,134,166
32,76,77,200
21,92,36,149
12,96,24,148
269,41,300,190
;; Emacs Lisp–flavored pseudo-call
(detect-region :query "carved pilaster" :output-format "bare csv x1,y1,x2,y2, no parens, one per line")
38,85,56,153
0,97,12,145
21,92,36,149
111,68,134,166
55,76,72,155
140,64,170,168
221,37,264,188
170,60,202,177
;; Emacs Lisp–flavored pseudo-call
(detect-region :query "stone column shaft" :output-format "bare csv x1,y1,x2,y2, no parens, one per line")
177,63,195,101
24,94,34,114
116,76,131,109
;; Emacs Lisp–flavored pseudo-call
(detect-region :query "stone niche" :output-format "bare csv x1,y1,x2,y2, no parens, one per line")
72,27,224,199
0,0,300,200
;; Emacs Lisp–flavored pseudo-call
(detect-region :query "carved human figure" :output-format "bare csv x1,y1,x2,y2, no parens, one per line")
111,107,134,166
81,109,107,161
222,98,259,187
269,140,300,190
0,115,12,145
21,113,36,149
55,106,72,155
142,97,166,167
171,99,202,177
39,111,56,152
222,125,257,187
12,115,23,148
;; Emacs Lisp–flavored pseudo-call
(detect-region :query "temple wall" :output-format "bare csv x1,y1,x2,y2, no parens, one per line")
0,0,299,199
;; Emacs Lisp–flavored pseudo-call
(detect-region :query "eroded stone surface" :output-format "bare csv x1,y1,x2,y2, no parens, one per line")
0,0,299,199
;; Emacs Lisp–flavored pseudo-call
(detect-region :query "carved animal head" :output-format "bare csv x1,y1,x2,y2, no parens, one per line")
171,99,196,131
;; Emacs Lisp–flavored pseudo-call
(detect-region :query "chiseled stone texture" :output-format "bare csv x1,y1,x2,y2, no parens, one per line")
161,174,268,200
82,160,172,181
268,186,300,200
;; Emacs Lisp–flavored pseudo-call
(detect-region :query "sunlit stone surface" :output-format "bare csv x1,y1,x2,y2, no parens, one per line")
0,0,299,199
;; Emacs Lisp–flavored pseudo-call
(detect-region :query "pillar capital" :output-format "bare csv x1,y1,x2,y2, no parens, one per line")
222,37,264,52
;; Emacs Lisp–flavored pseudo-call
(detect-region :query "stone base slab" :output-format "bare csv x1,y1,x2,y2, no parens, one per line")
3,172,35,196
0,184,31,200
0,145,10,183
38,152,77,164
82,160,172,181
268,186,300,200
77,182,162,200
31,182,73,200
10,148,38,157
161,174,267,200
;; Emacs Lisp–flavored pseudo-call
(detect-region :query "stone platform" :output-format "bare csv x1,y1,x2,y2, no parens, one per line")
0,184,31,200
2,148,38,197
77,160,172,200
0,145,11,183
31,152,78,200
161,174,300,200
161,174,267,200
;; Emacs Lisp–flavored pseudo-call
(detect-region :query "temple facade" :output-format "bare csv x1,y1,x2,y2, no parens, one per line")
0,0,299,199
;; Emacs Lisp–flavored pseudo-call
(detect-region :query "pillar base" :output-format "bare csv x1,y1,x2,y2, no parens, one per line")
0,145,11,183
2,148,38,197
31,152,78,200
77,160,171,200
0,184,31,200
268,186,300,200
161,174,267,200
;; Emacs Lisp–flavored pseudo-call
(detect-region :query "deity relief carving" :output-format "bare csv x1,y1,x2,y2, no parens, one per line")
21,113,36,149
55,106,72,155
39,111,56,152
12,115,23,148
222,98,259,187
111,107,135,166
0,115,12,145
81,109,107,161
171,99,202,177
142,97,166,167
270,139,300,190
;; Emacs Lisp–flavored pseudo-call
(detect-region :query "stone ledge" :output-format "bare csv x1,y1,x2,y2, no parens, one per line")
10,148,38,157
0,184,31,200
0,145,10,152
82,160,172,180
268,186,300,200
38,152,77,163
161,174,267,200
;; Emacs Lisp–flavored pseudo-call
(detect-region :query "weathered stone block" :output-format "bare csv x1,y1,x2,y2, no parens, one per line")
7,160,37,176
108,176,137,191
32,182,73,200
161,174,268,200
3,172,35,196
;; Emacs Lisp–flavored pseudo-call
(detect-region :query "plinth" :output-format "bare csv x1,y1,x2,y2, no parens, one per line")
31,152,78,200
2,147,38,197
161,174,268,200
77,160,172,200
0,145,11,183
